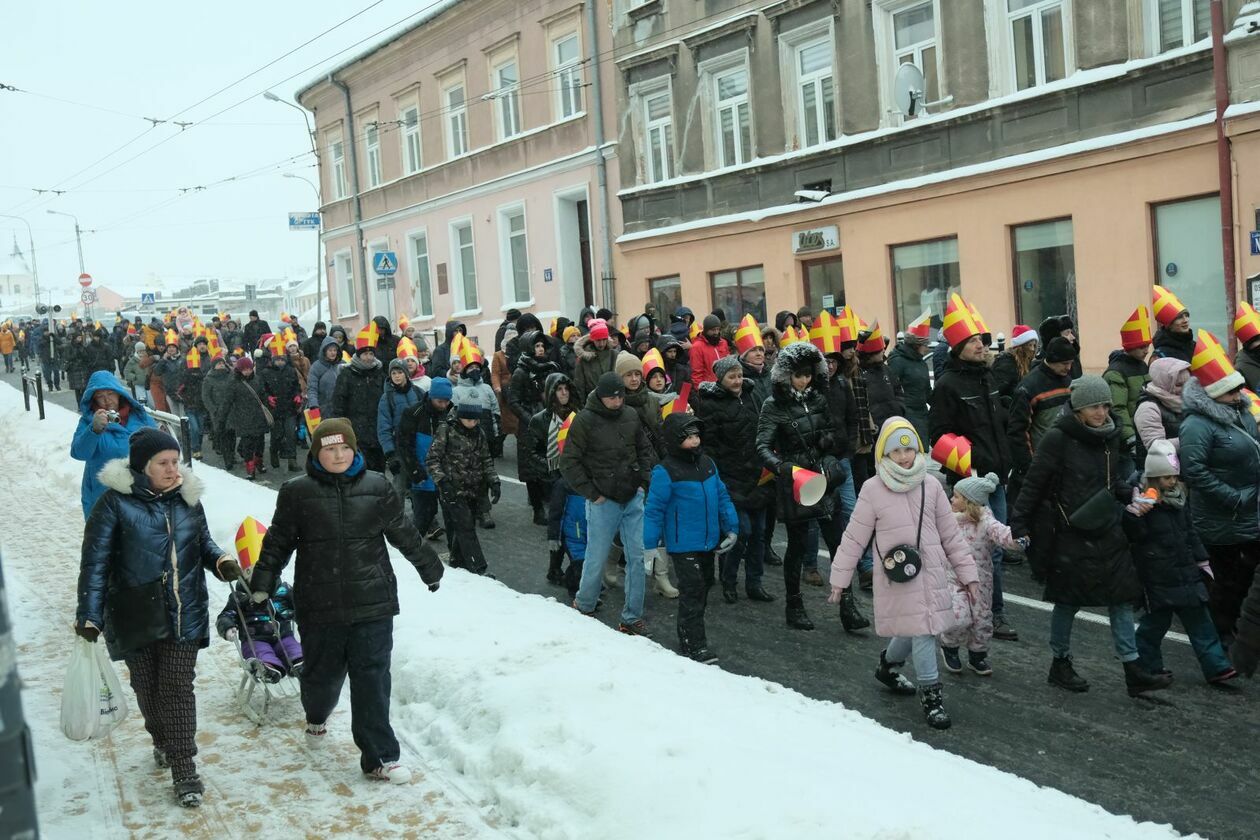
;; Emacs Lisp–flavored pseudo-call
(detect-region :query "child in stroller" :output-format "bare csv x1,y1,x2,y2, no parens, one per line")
216,578,302,683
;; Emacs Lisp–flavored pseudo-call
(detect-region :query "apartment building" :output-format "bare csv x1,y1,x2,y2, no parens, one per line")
612,0,1260,369
298,0,619,345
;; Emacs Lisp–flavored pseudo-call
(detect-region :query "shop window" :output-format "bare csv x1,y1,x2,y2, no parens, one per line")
1150,0,1210,54
710,266,766,323
802,257,845,312
1154,195,1227,341
649,275,682,321
1013,219,1075,328
890,237,959,335
1007,0,1069,91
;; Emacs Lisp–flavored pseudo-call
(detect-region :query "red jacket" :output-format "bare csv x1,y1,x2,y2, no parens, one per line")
689,337,730,388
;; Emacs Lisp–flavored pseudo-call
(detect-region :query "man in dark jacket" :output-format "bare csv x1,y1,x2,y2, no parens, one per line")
1104,340,1151,465
657,334,691,392
494,307,522,353
259,349,304,471
371,315,399,365
251,418,442,784
931,313,1017,641
241,310,272,353
559,371,656,634
1007,337,1076,480
179,354,208,459
1036,315,1083,378
429,320,466,380
84,330,115,376
331,338,387,472
886,331,930,444
301,321,328,363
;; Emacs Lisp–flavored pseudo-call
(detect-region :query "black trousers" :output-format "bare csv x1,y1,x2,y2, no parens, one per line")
237,433,264,462
1205,540,1260,643
446,496,488,574
674,552,716,653
218,429,237,465
270,414,297,458
783,508,843,602
125,640,201,782
299,618,399,773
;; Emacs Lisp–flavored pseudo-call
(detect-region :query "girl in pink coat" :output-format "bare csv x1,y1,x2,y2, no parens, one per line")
830,417,979,730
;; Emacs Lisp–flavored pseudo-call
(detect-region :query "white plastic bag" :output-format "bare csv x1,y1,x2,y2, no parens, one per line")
60,636,129,741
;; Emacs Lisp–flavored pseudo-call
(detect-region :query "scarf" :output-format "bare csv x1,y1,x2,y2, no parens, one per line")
1076,414,1117,438
877,452,928,493
1144,382,1183,413
1157,482,1187,510
351,354,381,372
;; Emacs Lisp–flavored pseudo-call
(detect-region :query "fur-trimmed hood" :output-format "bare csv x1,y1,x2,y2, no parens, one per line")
97,458,205,506
574,332,615,362
770,342,827,392
1183,377,1255,428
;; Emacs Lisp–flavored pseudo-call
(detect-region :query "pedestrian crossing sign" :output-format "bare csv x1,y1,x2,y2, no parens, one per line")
373,251,398,276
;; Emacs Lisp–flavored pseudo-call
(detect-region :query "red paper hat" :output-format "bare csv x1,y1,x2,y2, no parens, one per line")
1242,388,1260,421
734,313,764,355
791,466,827,507
1234,301,1260,345
303,407,322,439
941,294,982,349
757,467,775,486
1190,329,1245,398
267,334,287,357
660,381,691,418
856,320,885,354
835,307,859,345
1152,285,1188,327
809,310,844,354
459,339,485,368
185,348,201,369
905,311,931,341
930,433,973,477
968,302,991,340
396,336,418,360
234,516,269,571
398,314,410,331
355,323,380,351
641,347,666,379
556,413,574,454
779,325,804,349
1120,305,1153,351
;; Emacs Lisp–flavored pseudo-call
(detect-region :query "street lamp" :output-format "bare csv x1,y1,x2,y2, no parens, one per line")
0,214,40,301
263,91,316,147
284,173,324,324
45,209,85,273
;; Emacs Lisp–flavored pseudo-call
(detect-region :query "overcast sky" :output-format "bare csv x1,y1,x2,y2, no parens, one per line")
1,0,439,299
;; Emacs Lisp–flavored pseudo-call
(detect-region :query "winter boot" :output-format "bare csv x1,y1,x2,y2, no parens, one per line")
304,722,327,748
245,457,258,481
745,585,775,602
366,763,413,785
652,555,679,598
688,647,719,665
941,646,963,674
919,683,952,730
838,589,870,632
270,448,280,468
287,458,297,471
785,595,814,631
803,568,825,586
546,547,565,586
1123,660,1173,697
1047,657,1089,692
174,776,204,808
722,584,738,604
875,650,918,695
764,545,783,566
968,650,993,676
532,505,547,526
618,619,651,636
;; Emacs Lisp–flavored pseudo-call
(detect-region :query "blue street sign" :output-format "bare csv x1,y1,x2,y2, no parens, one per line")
140,292,156,306
544,268,553,283
1251,231,1260,256
288,212,320,231
373,251,398,276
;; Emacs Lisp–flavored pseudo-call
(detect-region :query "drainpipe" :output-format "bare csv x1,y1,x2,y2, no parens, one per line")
584,0,615,312
1211,0,1238,354
330,74,369,324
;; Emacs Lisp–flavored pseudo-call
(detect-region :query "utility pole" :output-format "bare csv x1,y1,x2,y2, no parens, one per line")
266,92,325,325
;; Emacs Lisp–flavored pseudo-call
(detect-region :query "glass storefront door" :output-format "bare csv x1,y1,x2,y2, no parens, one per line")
1154,196,1227,341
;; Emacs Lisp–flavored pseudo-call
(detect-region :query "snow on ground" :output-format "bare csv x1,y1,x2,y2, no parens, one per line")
0,382,1192,839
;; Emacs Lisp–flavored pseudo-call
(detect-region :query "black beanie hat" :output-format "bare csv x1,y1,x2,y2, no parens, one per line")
595,371,625,399
129,427,181,473
457,402,483,420
702,314,721,330
1045,337,1079,364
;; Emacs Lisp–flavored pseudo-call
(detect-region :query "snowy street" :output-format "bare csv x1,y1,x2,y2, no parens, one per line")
0,376,1243,839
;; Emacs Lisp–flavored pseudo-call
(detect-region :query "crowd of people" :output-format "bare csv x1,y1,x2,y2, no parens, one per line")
47,285,1260,806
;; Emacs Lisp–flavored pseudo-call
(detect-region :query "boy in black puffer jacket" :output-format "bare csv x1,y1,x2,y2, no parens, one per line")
1126,440,1237,684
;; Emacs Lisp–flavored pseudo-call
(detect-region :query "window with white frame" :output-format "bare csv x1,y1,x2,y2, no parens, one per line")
364,122,382,188
555,34,583,118
1007,0,1069,91
451,220,478,311
494,60,522,139
642,86,675,183
400,104,422,174
329,129,347,199
334,251,354,314
445,82,469,158
409,231,433,318
712,64,752,167
1151,0,1209,53
499,205,530,304
893,2,940,105
795,37,836,147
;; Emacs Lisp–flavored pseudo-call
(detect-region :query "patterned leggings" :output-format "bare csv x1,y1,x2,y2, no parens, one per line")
125,640,201,782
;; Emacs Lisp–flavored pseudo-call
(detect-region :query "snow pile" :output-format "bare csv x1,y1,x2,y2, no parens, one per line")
0,382,1189,839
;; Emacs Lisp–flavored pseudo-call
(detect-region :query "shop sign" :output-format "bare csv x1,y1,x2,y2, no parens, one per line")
793,225,840,255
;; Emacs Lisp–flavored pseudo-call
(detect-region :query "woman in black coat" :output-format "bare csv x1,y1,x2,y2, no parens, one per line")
755,342,867,632
1011,375,1171,697
214,356,271,479
75,429,239,807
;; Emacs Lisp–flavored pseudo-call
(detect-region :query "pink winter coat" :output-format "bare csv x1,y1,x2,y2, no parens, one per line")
831,475,978,637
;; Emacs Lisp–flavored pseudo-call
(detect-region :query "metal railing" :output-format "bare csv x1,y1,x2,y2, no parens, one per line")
19,373,44,420
147,408,193,466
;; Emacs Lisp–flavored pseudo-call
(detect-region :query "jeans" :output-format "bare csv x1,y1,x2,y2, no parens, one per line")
185,409,205,454
546,476,568,542
722,505,765,590
674,552,715,653
41,358,60,389
576,491,646,624
1049,603,1138,662
989,485,1007,618
299,618,399,773
1,352,12,372
1136,604,1232,679
886,635,940,686
834,457,870,573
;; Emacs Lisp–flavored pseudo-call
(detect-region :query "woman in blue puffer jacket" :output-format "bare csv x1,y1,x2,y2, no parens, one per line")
71,370,158,518
75,428,240,809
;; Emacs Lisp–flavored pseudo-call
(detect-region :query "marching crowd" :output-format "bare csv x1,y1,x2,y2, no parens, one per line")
29,284,1260,806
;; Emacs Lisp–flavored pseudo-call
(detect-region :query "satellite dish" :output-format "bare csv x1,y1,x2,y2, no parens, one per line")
893,62,926,118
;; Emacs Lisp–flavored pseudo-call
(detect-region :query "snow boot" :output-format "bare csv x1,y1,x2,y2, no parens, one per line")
478,511,495,529
688,647,719,665
245,457,258,481
652,556,679,598
941,646,963,674
287,458,297,471
803,568,825,587
304,722,327,748
546,547,566,585
875,650,918,695
366,763,412,785
968,650,993,676
1047,657,1089,692
174,776,204,808
1123,660,1173,697
992,615,1019,641
785,595,814,631
745,585,775,602
919,683,952,730
838,589,870,632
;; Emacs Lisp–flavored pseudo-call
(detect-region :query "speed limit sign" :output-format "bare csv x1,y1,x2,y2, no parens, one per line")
81,289,97,304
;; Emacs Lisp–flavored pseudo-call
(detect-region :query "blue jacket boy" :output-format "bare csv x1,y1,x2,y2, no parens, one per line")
644,413,738,554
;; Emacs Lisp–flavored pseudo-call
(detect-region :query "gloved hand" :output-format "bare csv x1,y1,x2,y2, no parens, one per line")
267,396,277,408
387,457,401,475
225,628,239,642
777,461,796,477
826,585,843,605
428,582,441,593
822,456,845,488
293,394,303,407
74,622,100,643
1230,638,1259,678
489,482,501,505
643,547,661,574
716,532,738,554
217,556,244,581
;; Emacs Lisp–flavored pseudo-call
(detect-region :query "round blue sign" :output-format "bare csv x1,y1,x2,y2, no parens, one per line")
1165,262,1178,277
1023,280,1034,292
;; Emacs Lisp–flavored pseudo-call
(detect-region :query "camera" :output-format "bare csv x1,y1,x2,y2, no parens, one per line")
105,410,121,424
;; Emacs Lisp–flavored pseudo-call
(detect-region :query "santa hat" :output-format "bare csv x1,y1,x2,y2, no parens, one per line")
1009,325,1038,348
1190,329,1245,398
1120,305,1153,351
1234,301,1260,345
1152,285,1188,327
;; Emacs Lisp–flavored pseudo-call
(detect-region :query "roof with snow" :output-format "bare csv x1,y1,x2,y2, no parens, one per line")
0,239,32,278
